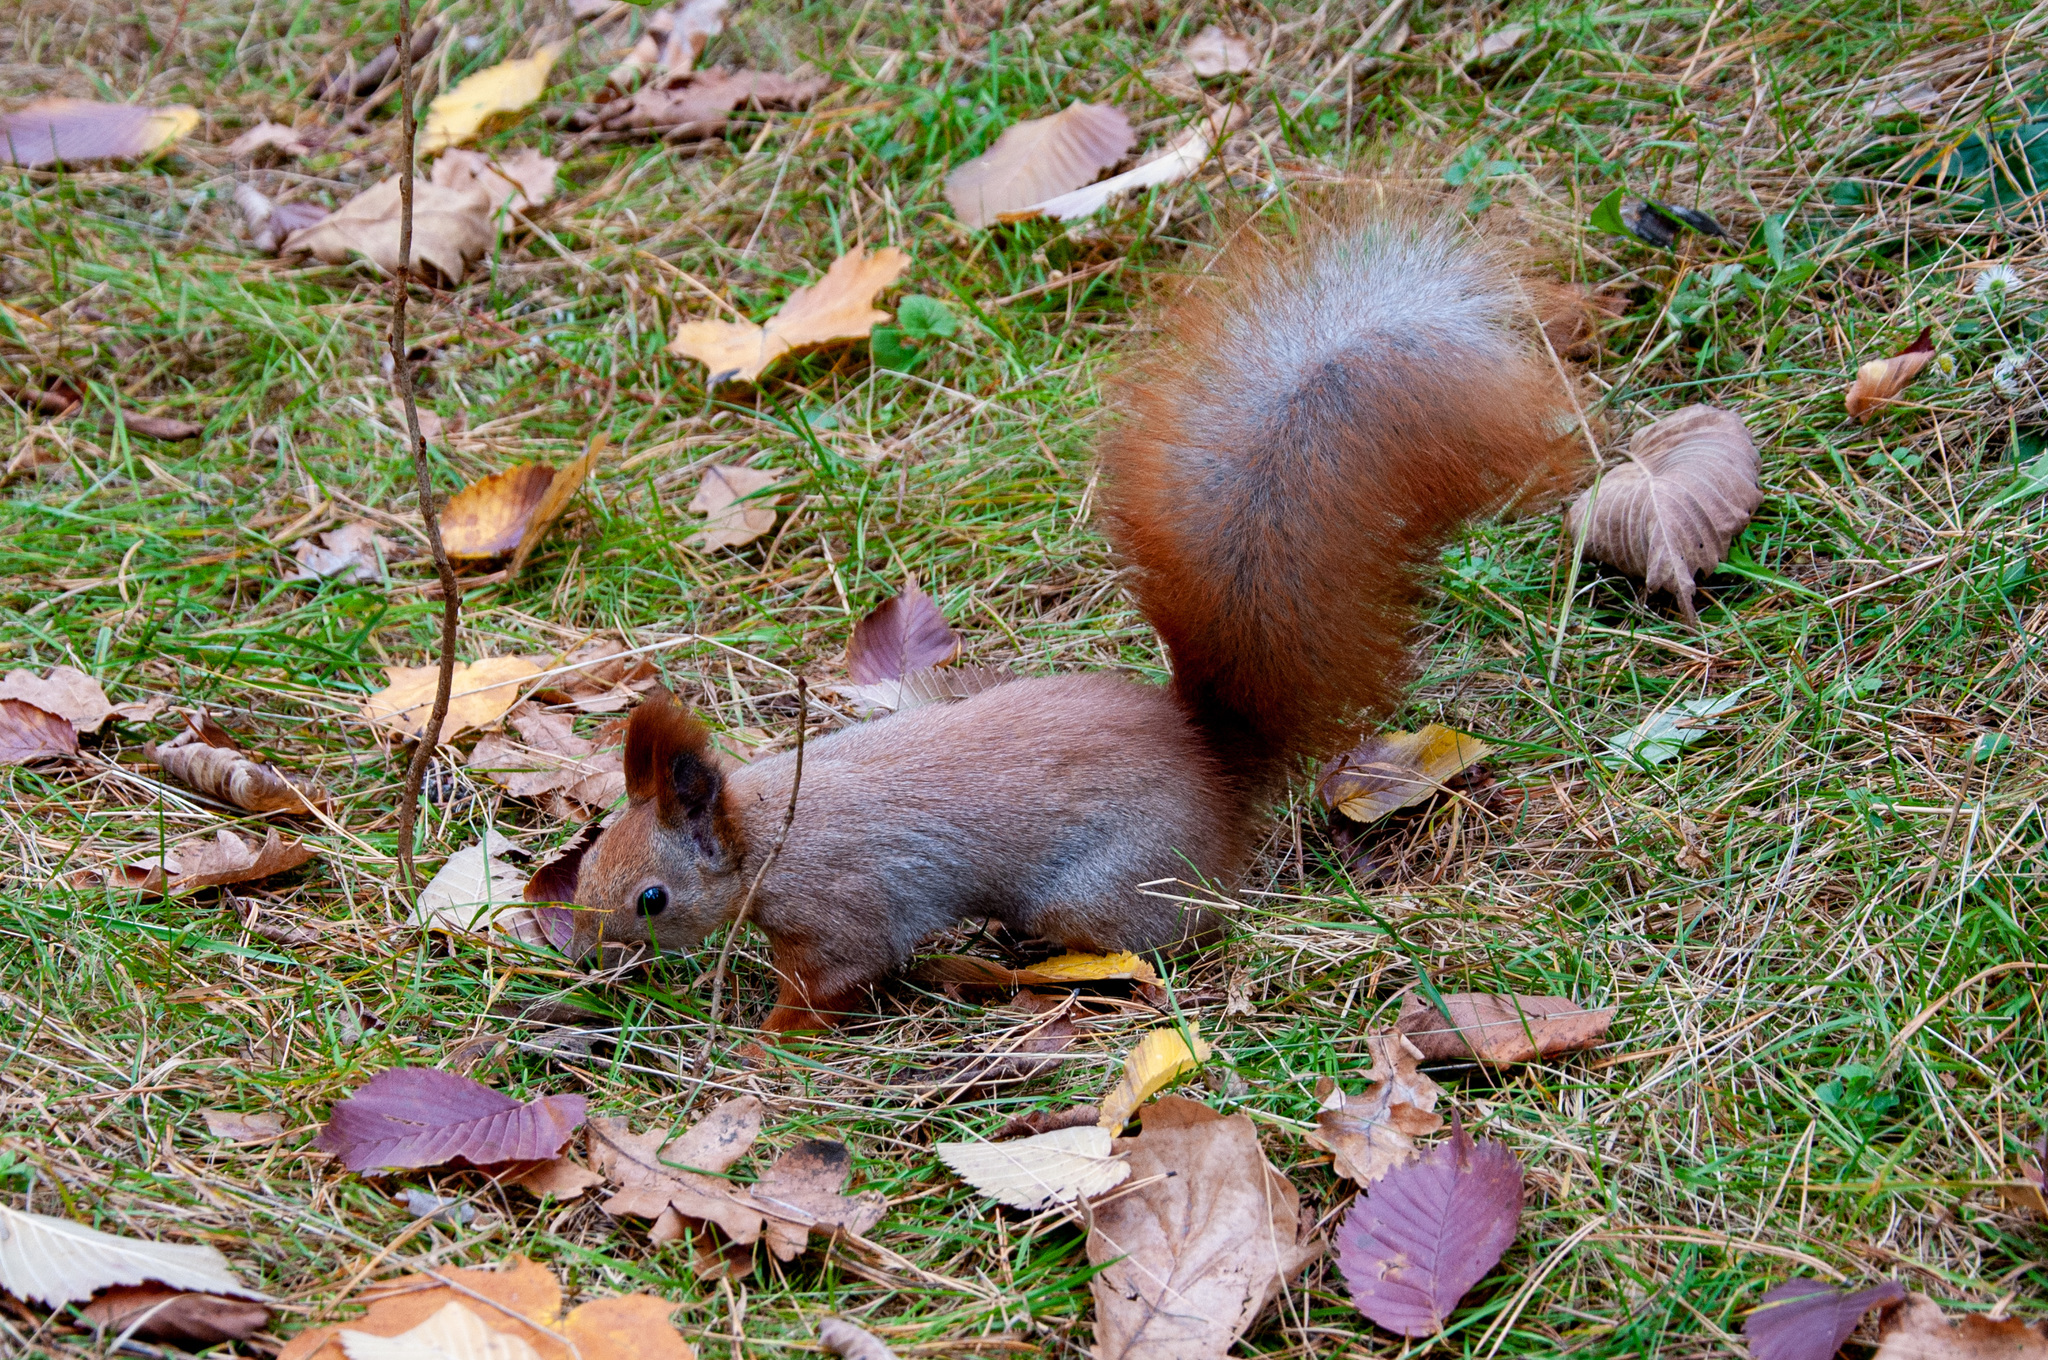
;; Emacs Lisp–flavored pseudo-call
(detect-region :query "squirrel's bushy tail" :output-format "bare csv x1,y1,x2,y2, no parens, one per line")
1098,212,1583,798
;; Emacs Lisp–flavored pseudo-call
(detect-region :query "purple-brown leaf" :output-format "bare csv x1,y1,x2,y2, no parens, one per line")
1333,1119,1523,1337
1744,1279,1906,1360
847,582,960,685
0,699,78,765
313,1067,585,1173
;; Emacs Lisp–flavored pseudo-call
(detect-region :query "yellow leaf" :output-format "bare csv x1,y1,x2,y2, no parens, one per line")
1030,951,1160,984
420,44,564,157
1319,723,1492,824
360,656,544,740
668,246,910,387
1098,1024,1210,1130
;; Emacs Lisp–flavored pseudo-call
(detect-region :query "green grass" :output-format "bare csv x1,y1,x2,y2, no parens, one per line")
3,0,2046,1355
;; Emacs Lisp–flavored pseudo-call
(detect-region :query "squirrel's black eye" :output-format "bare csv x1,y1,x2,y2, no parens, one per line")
635,885,670,917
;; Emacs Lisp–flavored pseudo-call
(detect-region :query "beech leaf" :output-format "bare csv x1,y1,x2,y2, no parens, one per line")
78,1286,272,1348
935,1124,1130,1210
360,654,543,740
1086,1097,1319,1360
420,45,565,156
313,1067,586,1173
1745,1279,1906,1360
1098,1024,1211,1130
0,697,79,765
1001,106,1242,223
153,712,332,815
0,98,198,167
0,1204,265,1308
1396,993,1617,1065
1564,404,1762,624
1873,1293,2048,1359
283,178,494,283
1846,327,1936,422
442,464,564,563
944,103,1134,229
1333,1119,1523,1337
0,664,123,732
686,464,783,549
1319,724,1491,823
847,582,961,684
834,661,1016,718
203,1110,287,1143
1305,1033,1444,1185
669,246,910,386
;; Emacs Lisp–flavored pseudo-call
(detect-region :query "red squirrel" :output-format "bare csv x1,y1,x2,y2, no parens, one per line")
528,212,1585,1034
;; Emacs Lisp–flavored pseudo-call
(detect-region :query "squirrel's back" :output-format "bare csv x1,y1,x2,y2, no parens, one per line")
1099,211,1583,798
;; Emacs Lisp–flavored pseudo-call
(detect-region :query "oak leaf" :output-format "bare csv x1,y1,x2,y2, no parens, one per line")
1098,1024,1210,1130
0,1204,265,1308
1564,404,1762,624
943,103,1133,229
313,1067,586,1173
1319,724,1491,823
749,1140,888,1261
469,702,626,810
160,828,317,892
685,464,783,548
0,99,198,167
1086,1097,1319,1360
1305,1032,1444,1185
1745,1279,1906,1360
669,246,910,386
1396,993,1617,1065
420,45,565,156
1846,327,1935,422
360,654,543,740
152,712,332,815
283,178,494,283
592,1100,767,1243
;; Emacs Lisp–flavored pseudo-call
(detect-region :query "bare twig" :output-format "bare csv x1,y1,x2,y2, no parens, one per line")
388,0,463,896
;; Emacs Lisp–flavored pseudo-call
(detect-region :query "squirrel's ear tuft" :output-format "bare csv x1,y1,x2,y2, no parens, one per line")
623,691,740,869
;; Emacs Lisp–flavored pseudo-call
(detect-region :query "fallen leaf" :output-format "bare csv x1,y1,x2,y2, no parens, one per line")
936,1124,1130,1210
0,99,199,167
77,1286,271,1347
1305,1033,1444,1185
152,712,332,815
503,1157,605,1199
227,121,315,159
342,1300,538,1360
414,831,556,945
0,665,124,732
1465,23,1530,66
1098,1024,1211,1130
749,1140,888,1261
283,177,494,283
611,0,729,87
469,702,626,810
112,411,205,440
510,437,605,580
593,1097,766,1239
943,103,1134,229
820,1318,898,1360
388,400,450,440
1087,1097,1319,1360
1184,26,1253,76
834,661,1016,718
528,637,662,713
847,582,960,684
669,245,910,387
1319,724,1491,823
912,951,1157,990
420,44,565,156
314,1067,586,1173
1564,404,1762,624
1873,1293,2048,1359
1846,327,1936,422
1745,1279,1907,1360
202,1110,287,1143
993,1105,1102,1140
235,184,330,253
443,465,560,562
1002,106,1242,223
0,1204,265,1308
0,698,78,764
361,654,543,740
1333,1117,1523,1337
1604,692,1745,767
686,464,783,548
430,147,561,216
1396,993,1617,1065
583,67,828,142
290,522,392,583
277,1258,560,1360
163,829,317,891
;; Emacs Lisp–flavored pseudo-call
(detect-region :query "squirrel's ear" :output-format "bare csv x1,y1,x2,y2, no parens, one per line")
623,692,739,871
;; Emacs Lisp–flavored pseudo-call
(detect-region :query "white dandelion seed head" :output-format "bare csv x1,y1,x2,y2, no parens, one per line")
1991,350,2031,399
1974,263,2023,301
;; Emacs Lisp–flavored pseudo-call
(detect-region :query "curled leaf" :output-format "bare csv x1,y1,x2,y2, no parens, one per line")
1745,1279,1906,1360
1396,993,1617,1065
153,713,332,815
1098,1024,1210,1130
1564,404,1762,624
79,1286,270,1347
935,1125,1130,1210
161,829,317,892
1846,327,1936,421
1319,724,1491,823
584,67,828,142
314,1067,586,1173
469,703,625,811
669,246,910,387
443,464,560,563
944,103,1134,229
420,45,564,156
686,464,783,549
847,582,960,684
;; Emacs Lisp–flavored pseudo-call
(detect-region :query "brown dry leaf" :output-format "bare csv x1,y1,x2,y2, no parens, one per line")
1087,1097,1320,1360
1846,327,1936,421
1184,26,1253,76
1000,106,1242,223
282,177,493,283
443,464,559,563
1872,1294,2048,1359
340,1300,539,1360
420,44,565,156
227,122,315,159
469,702,626,809
819,1318,898,1360
585,67,827,141
235,184,330,253
0,698,79,764
503,1157,605,1199
943,103,1134,229
0,664,124,732
833,661,1015,718
1099,1024,1211,1130
669,245,910,387
430,148,561,216
1319,723,1491,823
202,1110,286,1143
78,1285,271,1347
529,637,662,713
1305,1032,1444,1185
610,0,730,88
0,98,199,167
289,522,392,584
686,464,783,549
1563,404,1763,625
1397,993,1616,1065
153,712,333,815
592,1100,769,1243
164,829,317,892
749,1140,888,1262
1465,23,1531,66
361,655,544,740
